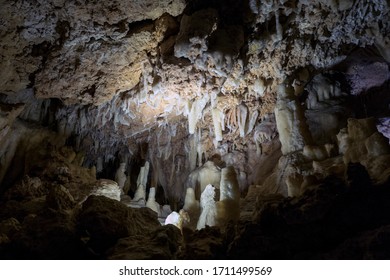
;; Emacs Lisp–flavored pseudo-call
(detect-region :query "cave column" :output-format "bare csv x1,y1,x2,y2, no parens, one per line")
274,82,312,155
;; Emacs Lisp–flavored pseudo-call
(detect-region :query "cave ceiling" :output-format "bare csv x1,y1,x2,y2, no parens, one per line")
0,0,390,199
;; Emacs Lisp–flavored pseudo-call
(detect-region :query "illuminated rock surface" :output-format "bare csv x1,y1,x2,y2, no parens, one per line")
1,0,390,259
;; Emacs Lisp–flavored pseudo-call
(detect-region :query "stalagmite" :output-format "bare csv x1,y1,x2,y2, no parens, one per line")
197,184,217,230
187,161,221,199
132,184,146,204
216,166,240,227
183,187,200,230
114,162,127,191
146,187,160,215
131,160,150,206
274,83,311,155
136,161,150,189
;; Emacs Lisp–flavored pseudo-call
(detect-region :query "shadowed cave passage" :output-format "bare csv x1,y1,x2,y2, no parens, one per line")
1,0,390,259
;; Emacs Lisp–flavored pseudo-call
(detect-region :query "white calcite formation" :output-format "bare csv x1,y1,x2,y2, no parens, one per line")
146,187,160,215
114,162,127,191
197,184,217,230
274,83,311,155
186,161,221,200
164,209,190,232
90,179,121,201
216,166,240,227
212,108,224,142
131,161,150,206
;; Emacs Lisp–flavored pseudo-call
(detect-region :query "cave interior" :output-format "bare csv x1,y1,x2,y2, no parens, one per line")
1,0,390,259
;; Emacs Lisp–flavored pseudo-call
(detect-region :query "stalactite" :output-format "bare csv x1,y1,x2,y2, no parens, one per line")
196,128,204,167
247,110,259,135
188,95,209,134
237,103,248,138
188,100,198,134
212,108,223,142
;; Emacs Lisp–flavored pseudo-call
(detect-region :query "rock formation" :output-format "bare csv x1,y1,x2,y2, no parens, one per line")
216,166,240,227
182,187,200,230
0,0,390,260
145,187,160,215
197,184,217,230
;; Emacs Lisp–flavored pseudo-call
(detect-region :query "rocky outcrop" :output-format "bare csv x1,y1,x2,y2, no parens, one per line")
107,225,182,260
228,174,390,259
46,185,76,211
77,195,161,254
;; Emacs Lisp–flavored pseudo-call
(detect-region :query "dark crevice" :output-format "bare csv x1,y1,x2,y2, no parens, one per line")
81,85,96,98
54,20,70,51
125,19,155,38
184,0,251,26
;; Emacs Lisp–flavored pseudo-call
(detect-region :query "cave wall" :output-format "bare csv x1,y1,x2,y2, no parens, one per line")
0,0,390,203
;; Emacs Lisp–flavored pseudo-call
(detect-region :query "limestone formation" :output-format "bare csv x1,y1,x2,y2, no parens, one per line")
182,187,200,230
114,162,127,191
0,0,390,260
131,161,150,205
197,184,217,230
216,166,240,227
145,187,160,215
274,83,311,155
186,161,221,200
164,210,190,232
89,179,121,201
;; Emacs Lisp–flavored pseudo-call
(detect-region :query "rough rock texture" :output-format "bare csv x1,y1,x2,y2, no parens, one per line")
46,184,76,211
2,0,390,203
228,174,390,259
0,0,186,104
1,0,390,260
77,195,161,254
107,225,182,260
